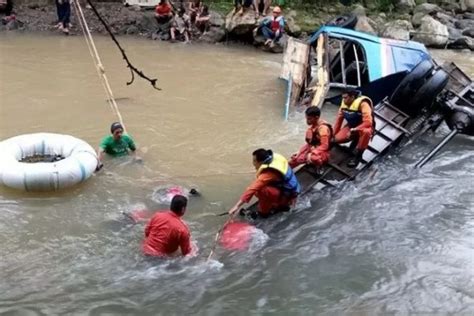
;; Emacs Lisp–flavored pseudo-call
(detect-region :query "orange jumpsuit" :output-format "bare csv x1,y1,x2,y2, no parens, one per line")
334,101,373,151
289,120,331,168
240,169,293,216
142,211,192,257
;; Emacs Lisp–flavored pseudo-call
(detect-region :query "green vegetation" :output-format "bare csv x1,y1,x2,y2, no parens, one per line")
207,0,235,14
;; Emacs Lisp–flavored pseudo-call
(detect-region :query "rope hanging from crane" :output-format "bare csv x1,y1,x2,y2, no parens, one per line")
85,0,161,90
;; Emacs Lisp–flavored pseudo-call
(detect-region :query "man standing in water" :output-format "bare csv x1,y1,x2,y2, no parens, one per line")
288,106,332,169
228,149,300,218
96,122,140,170
333,88,374,168
142,195,193,257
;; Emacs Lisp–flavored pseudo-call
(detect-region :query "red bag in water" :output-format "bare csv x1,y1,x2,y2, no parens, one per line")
219,222,255,251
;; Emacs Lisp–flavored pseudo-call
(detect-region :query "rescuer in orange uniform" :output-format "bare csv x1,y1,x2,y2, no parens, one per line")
289,106,332,169
142,195,193,257
333,88,374,168
228,149,300,218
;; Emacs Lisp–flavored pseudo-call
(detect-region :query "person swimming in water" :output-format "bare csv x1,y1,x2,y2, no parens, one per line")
96,122,141,171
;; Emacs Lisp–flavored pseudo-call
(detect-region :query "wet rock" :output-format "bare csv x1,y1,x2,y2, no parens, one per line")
125,25,139,35
435,12,456,26
286,16,301,37
209,11,225,27
265,35,287,53
414,3,442,15
130,5,141,12
448,25,463,38
448,35,473,49
462,27,474,37
287,10,297,18
439,0,461,13
395,0,416,14
372,15,386,33
399,13,413,21
363,0,379,10
460,0,474,12
253,33,285,53
464,12,474,19
455,19,474,29
253,33,266,46
137,13,158,33
351,4,366,17
225,9,257,36
199,27,226,43
412,12,425,28
355,15,376,35
5,19,20,30
382,19,413,41
412,16,449,47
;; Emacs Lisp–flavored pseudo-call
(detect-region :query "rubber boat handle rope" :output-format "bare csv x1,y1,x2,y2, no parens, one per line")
207,215,233,261
85,0,161,91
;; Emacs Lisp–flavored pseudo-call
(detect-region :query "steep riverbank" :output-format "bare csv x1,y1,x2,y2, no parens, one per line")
1,1,473,50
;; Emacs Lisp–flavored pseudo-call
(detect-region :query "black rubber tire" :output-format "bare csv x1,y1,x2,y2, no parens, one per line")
404,69,449,116
325,14,358,29
390,60,434,107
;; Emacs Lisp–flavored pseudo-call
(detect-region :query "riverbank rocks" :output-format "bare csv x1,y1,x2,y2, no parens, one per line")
382,19,413,41
286,16,302,37
351,4,366,17
225,9,257,36
137,13,158,34
463,27,474,37
412,16,449,47
355,15,377,35
209,11,225,27
448,35,473,49
199,27,226,43
439,0,461,13
412,12,425,27
464,12,474,19
414,3,442,15
460,0,474,12
448,25,464,39
396,0,416,14
435,11,456,26
455,18,474,29
0,18,21,31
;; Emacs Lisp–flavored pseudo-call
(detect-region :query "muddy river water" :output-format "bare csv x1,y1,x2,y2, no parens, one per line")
0,33,473,314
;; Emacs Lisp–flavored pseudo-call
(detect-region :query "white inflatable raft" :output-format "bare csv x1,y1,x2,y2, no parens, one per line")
0,133,98,191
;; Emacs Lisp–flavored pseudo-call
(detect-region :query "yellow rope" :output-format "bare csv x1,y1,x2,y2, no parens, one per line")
72,0,127,133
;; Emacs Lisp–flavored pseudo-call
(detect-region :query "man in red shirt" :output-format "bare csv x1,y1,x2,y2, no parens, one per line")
142,195,192,257
155,0,173,24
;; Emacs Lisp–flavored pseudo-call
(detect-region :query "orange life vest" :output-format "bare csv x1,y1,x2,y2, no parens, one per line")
305,121,333,147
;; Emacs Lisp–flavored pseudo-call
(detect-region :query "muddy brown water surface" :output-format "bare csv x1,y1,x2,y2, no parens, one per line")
1,33,473,314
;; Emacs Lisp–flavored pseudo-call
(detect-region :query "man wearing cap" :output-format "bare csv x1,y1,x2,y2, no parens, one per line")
259,6,285,47
96,122,140,170
142,195,194,257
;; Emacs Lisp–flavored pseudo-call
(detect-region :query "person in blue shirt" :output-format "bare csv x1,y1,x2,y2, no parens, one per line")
260,6,285,47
